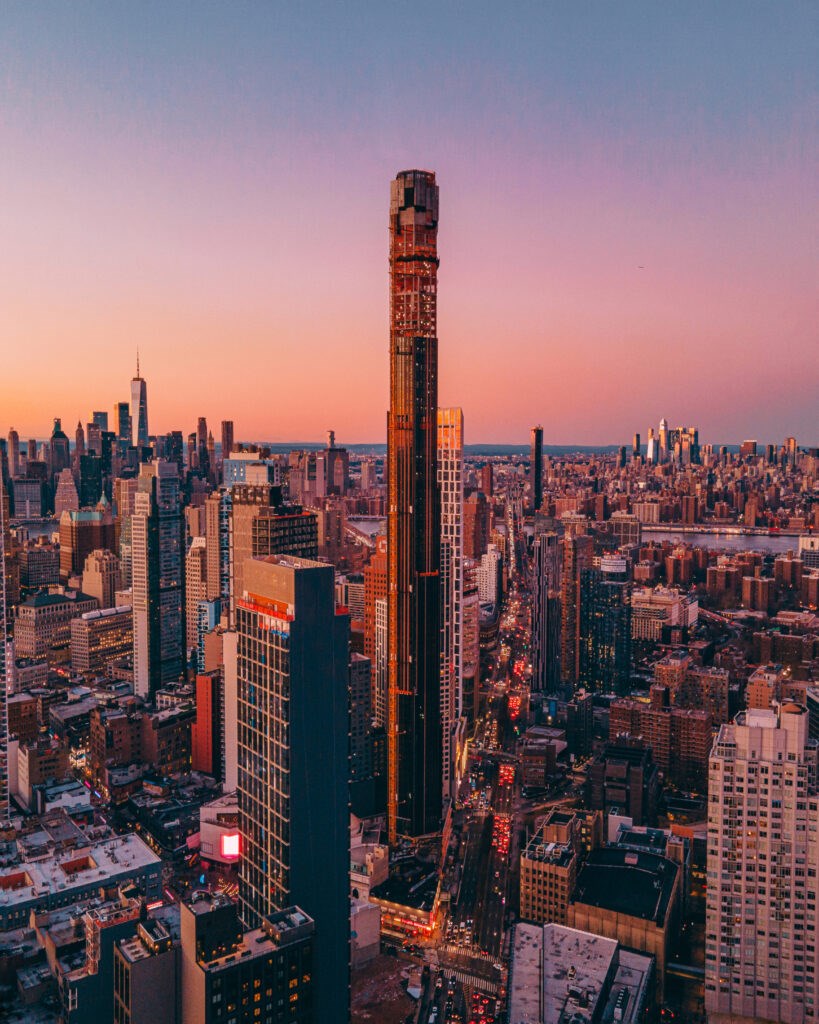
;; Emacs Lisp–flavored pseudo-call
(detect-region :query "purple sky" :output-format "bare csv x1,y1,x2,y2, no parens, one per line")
2,2,817,445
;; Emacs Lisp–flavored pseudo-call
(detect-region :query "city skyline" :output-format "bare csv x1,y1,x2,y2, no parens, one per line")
2,4,816,444
1,6,818,1022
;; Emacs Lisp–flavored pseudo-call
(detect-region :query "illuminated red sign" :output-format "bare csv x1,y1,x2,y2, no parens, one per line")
221,832,241,860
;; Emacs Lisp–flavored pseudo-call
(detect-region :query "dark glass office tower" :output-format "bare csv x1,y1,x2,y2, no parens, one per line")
130,354,149,448
532,526,561,693
387,170,442,842
530,425,543,511
236,555,350,1024
132,461,185,698
579,557,632,694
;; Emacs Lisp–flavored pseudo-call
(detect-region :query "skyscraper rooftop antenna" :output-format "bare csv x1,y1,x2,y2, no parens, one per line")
136,348,140,378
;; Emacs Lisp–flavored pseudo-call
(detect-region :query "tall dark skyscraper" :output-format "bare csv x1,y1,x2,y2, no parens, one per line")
532,525,560,693
130,353,149,448
579,556,632,694
115,401,131,455
236,555,349,1023
132,460,184,698
387,169,442,842
560,526,594,687
49,418,71,480
530,425,543,511
220,420,234,465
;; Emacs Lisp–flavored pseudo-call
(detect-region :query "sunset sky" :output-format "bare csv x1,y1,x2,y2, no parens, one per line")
2,2,816,446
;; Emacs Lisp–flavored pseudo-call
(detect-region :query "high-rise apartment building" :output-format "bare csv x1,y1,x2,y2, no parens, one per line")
180,894,315,1024
374,596,388,730
324,429,349,495
130,356,149,449
115,401,131,454
530,425,543,511
113,915,178,1024
7,429,20,479
205,488,231,603
132,461,184,698
519,809,581,925
658,417,669,461
387,169,442,841
191,669,223,779
185,537,208,649
480,462,493,498
70,605,133,676
579,556,632,694
228,484,316,621
53,468,79,517
82,548,121,609
59,505,116,581
349,653,380,795
438,407,464,797
477,544,502,606
49,418,71,482
464,490,490,559
363,536,387,664
706,703,819,1024
220,420,234,466
560,531,593,686
645,427,656,463
360,458,377,491
461,565,480,724
532,527,560,693
236,556,349,1021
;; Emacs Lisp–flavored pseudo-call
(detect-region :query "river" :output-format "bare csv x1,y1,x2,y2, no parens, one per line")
642,528,799,556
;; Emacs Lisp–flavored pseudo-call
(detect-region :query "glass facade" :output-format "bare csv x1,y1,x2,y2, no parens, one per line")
387,170,443,841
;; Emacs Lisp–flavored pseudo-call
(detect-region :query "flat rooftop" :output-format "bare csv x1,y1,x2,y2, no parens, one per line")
572,847,678,926
370,857,439,913
117,916,174,964
522,833,574,868
0,832,161,913
508,922,653,1024
615,827,669,855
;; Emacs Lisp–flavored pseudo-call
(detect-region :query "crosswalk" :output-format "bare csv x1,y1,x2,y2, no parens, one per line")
445,967,500,994
440,942,496,960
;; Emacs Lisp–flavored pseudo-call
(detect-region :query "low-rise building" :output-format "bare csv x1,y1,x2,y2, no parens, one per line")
631,586,698,642
369,856,440,941
507,922,654,1024
16,737,70,810
70,606,133,676
198,792,241,867
89,702,194,799
351,898,381,967
56,895,143,1024
14,590,98,661
0,815,162,932
519,815,578,926
9,657,49,694
568,846,680,1002
7,692,39,743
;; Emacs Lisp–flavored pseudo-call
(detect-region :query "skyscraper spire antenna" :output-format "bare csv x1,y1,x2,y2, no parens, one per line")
136,348,140,379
